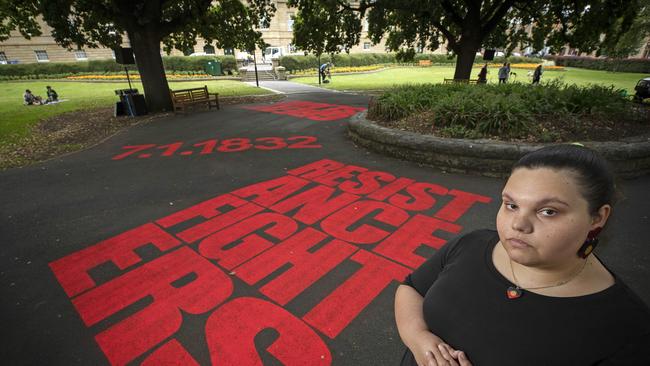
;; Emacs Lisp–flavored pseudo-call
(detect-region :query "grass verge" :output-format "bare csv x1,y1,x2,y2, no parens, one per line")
292,66,647,96
0,80,272,145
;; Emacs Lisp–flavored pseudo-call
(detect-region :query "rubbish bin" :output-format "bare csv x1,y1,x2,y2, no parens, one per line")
114,89,147,117
205,60,222,76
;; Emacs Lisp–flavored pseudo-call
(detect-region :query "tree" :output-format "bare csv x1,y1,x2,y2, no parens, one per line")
1,0,275,112
288,0,362,56
289,0,640,80
599,0,650,59
288,0,362,82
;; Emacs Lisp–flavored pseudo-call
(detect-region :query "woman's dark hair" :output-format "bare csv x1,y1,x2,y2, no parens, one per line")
25,89,31,93
511,144,616,214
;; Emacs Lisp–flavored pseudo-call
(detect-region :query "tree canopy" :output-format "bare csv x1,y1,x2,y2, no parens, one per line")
1,0,276,111
600,0,650,58
289,0,641,79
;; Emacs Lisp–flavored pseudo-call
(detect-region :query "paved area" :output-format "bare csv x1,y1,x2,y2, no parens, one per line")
1,81,649,365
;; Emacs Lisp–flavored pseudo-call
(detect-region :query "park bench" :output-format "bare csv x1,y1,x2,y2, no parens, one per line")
418,60,432,66
443,78,480,84
169,85,219,114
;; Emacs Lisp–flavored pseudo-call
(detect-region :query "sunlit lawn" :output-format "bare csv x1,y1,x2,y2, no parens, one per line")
292,66,647,95
0,80,271,144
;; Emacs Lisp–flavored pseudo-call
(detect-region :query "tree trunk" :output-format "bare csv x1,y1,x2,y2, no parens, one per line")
128,29,172,112
452,16,483,80
453,41,480,80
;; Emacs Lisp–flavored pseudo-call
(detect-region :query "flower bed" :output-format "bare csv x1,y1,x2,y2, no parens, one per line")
368,80,649,142
65,73,211,80
291,65,386,76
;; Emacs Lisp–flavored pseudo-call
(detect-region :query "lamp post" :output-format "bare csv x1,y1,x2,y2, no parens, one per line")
253,48,260,87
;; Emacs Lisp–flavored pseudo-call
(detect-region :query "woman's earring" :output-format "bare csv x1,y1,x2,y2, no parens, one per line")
578,227,602,258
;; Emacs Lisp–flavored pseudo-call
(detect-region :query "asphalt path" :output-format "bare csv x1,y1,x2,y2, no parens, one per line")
1,81,649,366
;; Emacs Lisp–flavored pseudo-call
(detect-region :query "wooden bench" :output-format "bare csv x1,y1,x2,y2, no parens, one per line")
170,85,219,114
443,78,480,84
418,60,432,66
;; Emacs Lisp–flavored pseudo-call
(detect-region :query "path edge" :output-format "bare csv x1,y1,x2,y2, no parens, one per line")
348,111,650,178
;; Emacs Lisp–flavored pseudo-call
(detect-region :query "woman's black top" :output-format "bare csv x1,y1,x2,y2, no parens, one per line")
400,229,650,366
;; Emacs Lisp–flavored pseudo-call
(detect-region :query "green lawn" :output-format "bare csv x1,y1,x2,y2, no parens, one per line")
0,80,271,144
292,66,647,95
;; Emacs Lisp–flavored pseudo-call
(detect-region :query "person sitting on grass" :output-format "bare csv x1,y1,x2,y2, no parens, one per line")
46,86,58,103
23,89,43,105
395,144,650,366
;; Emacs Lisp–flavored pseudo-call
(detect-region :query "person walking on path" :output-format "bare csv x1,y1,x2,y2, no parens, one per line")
477,63,488,84
498,62,509,84
395,144,650,366
532,64,543,84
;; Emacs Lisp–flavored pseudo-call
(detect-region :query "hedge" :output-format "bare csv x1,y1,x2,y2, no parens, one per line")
0,55,238,77
279,53,397,72
414,54,544,65
547,55,650,73
278,52,543,72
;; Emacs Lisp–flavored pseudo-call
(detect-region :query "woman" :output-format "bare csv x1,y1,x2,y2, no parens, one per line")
395,145,650,366
532,64,543,84
477,63,488,84
23,89,42,105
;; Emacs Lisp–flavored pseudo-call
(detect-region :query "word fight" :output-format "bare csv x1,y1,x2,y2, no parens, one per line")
112,136,321,160
242,101,366,121
49,158,492,365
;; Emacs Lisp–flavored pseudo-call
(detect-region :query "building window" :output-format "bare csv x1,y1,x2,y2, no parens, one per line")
288,13,295,31
288,44,297,53
363,42,371,50
0,51,7,64
34,50,49,62
74,50,88,60
224,48,234,55
204,45,215,54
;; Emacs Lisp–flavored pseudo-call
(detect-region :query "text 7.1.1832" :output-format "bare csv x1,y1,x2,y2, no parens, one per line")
112,136,322,160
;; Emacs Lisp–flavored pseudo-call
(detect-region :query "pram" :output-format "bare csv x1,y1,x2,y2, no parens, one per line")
633,77,650,103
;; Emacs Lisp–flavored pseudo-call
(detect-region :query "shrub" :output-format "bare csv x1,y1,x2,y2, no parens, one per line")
279,53,396,72
0,55,237,77
548,55,650,73
412,54,544,65
368,81,643,139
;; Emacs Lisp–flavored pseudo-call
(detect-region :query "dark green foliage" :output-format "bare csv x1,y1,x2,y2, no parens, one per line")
162,56,237,73
0,56,237,78
287,0,640,80
413,54,543,65
368,81,643,139
277,52,541,72
396,49,416,62
1,0,275,111
279,53,396,72
549,56,650,73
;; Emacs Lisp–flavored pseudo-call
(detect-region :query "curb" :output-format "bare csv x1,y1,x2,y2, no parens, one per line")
348,111,650,178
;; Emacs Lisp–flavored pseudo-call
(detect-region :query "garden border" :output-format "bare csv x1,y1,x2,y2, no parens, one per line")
348,111,650,178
